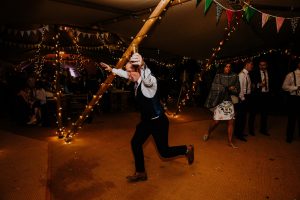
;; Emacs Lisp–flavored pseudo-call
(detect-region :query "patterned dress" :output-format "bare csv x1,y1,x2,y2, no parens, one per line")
205,72,240,120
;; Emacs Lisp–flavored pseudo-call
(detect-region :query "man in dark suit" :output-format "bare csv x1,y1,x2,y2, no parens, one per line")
248,60,271,136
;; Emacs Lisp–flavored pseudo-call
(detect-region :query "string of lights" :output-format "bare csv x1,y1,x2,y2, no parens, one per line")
65,27,88,73
53,33,65,138
33,25,47,79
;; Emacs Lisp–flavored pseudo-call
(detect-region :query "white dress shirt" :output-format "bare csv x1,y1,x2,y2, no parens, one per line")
239,68,251,101
282,69,300,96
112,64,157,98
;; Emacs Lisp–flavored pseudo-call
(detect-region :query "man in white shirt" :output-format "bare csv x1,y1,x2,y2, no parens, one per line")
234,59,254,141
282,59,300,143
100,53,194,182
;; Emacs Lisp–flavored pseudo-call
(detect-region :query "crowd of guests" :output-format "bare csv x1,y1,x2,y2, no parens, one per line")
203,58,300,147
15,77,49,126
0,56,299,147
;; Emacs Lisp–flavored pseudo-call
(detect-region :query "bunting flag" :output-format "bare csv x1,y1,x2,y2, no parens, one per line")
196,0,201,7
96,32,100,39
244,6,255,22
291,18,299,33
261,13,270,28
276,17,285,33
216,4,223,24
235,11,243,25
226,10,234,28
204,0,213,14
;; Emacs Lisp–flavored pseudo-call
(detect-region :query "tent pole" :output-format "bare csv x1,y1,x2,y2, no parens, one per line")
65,0,172,142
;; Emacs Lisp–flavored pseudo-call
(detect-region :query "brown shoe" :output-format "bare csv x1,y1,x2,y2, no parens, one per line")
186,145,194,165
126,172,147,182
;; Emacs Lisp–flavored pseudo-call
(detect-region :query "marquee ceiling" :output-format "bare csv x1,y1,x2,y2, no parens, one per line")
1,0,300,61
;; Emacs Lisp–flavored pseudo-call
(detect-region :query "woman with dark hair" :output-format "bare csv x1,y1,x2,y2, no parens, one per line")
204,63,240,148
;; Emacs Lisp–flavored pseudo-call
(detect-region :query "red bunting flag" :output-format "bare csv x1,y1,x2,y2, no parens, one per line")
226,10,234,28
276,17,285,33
261,13,270,28
235,11,243,25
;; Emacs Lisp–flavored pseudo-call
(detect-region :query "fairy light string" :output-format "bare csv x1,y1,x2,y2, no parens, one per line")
53,32,65,138
33,25,47,79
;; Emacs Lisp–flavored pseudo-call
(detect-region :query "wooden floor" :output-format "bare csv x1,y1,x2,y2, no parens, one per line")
0,107,299,200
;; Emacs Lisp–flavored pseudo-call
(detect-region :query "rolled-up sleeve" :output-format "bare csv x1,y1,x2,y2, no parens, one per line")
140,65,157,98
282,73,298,92
112,68,129,79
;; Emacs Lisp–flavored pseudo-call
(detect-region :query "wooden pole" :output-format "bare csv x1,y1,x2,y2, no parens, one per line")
65,0,172,142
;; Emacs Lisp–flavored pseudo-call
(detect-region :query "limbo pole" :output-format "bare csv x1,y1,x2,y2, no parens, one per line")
65,0,172,142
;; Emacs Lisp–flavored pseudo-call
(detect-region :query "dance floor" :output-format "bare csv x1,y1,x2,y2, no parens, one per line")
0,107,299,200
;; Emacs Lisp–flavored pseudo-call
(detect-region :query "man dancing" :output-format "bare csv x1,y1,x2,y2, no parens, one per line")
100,53,194,182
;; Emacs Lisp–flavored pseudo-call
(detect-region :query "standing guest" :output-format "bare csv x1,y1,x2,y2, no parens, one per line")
35,81,49,126
248,60,271,136
15,86,31,125
204,63,240,148
234,60,254,141
100,53,194,182
282,60,300,143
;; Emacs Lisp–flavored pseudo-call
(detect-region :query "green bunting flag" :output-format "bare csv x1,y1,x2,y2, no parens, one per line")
204,0,213,14
244,6,255,22
196,0,201,7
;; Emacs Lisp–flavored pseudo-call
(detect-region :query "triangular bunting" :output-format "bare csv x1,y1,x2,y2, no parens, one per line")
226,10,234,28
196,0,201,7
216,4,223,25
20,31,24,37
244,6,255,22
33,30,37,35
26,30,31,36
235,11,243,25
276,17,285,33
291,18,299,33
261,13,270,28
204,0,213,14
